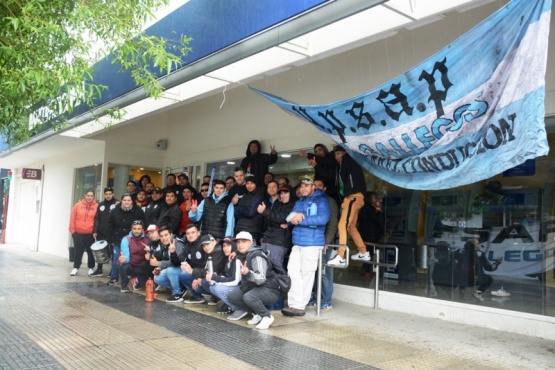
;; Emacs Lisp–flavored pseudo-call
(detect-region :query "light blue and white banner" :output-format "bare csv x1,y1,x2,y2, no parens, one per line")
253,0,551,190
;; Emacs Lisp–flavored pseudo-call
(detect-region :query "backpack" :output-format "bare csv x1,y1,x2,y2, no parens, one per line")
246,249,291,294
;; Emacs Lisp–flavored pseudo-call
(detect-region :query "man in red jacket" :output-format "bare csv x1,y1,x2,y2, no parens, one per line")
69,190,98,276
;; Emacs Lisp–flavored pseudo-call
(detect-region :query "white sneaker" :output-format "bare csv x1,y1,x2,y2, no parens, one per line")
70,268,78,276
351,252,371,261
87,268,95,276
256,315,274,330
247,314,262,325
491,287,511,297
327,255,345,267
473,291,484,302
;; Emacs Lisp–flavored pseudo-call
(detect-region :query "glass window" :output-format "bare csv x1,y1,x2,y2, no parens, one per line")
334,131,555,318
72,164,102,204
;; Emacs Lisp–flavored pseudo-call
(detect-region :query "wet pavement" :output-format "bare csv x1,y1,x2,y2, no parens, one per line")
1,244,554,369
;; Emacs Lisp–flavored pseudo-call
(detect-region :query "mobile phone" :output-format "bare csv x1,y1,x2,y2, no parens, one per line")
307,153,315,160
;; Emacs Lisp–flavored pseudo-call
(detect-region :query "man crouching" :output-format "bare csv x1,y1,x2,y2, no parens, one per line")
227,231,280,330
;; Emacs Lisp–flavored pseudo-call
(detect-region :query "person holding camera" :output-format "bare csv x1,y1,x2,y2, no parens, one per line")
299,144,339,205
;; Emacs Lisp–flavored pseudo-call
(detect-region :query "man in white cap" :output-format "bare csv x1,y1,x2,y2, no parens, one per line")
226,231,280,330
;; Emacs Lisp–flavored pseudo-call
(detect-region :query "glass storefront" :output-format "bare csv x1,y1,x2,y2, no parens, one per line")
72,164,103,204
196,132,555,318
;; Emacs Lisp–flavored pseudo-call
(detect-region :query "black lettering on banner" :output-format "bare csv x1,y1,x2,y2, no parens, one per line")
376,83,414,121
317,109,347,143
292,106,326,131
345,101,383,131
498,113,516,143
418,57,452,118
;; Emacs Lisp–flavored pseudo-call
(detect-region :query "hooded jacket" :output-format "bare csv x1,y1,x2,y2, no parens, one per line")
239,140,277,187
234,187,265,237
69,199,98,234
337,151,367,198
261,198,295,249
313,143,338,197
290,188,330,247
106,204,145,245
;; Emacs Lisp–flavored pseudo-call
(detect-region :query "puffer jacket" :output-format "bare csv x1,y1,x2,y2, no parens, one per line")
69,199,98,234
106,204,145,245
291,188,330,247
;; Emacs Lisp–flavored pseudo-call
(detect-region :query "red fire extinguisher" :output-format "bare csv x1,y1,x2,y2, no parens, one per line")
145,278,155,302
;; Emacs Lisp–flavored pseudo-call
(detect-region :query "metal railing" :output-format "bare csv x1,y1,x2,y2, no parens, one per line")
314,242,398,315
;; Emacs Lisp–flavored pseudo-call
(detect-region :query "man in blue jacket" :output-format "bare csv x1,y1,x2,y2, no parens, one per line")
281,177,330,317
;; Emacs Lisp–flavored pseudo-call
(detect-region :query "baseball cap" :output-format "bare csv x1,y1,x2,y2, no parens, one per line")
200,234,215,245
234,231,253,241
146,224,159,233
278,186,290,193
104,187,114,193
221,236,234,245
300,177,314,185
245,175,257,184
178,173,188,179
152,187,162,193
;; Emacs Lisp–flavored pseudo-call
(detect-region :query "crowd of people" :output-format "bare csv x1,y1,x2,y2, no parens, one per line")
68,140,388,330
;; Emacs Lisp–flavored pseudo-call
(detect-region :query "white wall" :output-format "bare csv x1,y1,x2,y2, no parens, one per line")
93,0,555,167
6,140,105,259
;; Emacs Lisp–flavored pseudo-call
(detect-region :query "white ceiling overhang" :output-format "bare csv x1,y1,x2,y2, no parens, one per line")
0,0,501,168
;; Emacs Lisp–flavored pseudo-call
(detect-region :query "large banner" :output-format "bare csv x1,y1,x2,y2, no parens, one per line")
253,0,551,190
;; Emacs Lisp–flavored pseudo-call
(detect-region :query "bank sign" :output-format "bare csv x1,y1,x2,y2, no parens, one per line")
22,168,42,180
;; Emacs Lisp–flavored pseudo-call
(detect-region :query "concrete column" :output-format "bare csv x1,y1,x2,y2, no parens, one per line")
113,165,130,200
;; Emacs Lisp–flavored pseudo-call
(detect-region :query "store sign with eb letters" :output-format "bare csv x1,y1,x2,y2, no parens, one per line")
22,168,42,180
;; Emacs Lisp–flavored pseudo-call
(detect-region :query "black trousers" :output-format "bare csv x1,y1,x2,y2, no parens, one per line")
119,262,149,289
72,233,95,269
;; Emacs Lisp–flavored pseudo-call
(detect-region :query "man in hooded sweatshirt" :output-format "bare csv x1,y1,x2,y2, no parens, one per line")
240,140,278,187
300,143,339,205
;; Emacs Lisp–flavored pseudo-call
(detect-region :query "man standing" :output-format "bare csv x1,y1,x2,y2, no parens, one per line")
240,140,278,187
332,145,368,266
234,176,265,244
227,231,280,330
92,187,118,277
177,173,196,204
310,179,339,312
157,190,183,235
281,177,330,317
118,220,149,292
162,173,180,199
126,181,138,201
189,179,234,239
300,144,339,205
145,187,164,226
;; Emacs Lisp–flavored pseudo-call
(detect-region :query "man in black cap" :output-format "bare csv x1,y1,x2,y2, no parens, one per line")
145,187,164,226
91,187,118,277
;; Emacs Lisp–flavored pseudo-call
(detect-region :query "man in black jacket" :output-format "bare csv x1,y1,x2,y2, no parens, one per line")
240,140,278,187
91,187,118,277
234,176,265,244
300,144,339,205
144,187,164,226
157,190,182,236
185,234,227,304
333,145,369,265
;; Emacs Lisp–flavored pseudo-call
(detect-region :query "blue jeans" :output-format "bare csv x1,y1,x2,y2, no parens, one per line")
154,267,182,295
110,245,121,279
210,283,238,308
177,271,204,298
311,247,334,306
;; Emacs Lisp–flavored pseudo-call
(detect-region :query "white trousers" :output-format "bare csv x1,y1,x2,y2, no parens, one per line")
287,245,323,310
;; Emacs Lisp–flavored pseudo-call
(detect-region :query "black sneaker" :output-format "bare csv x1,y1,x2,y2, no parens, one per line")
89,269,103,277
216,304,232,314
184,296,206,304
166,294,183,303
207,296,219,306
107,279,118,286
